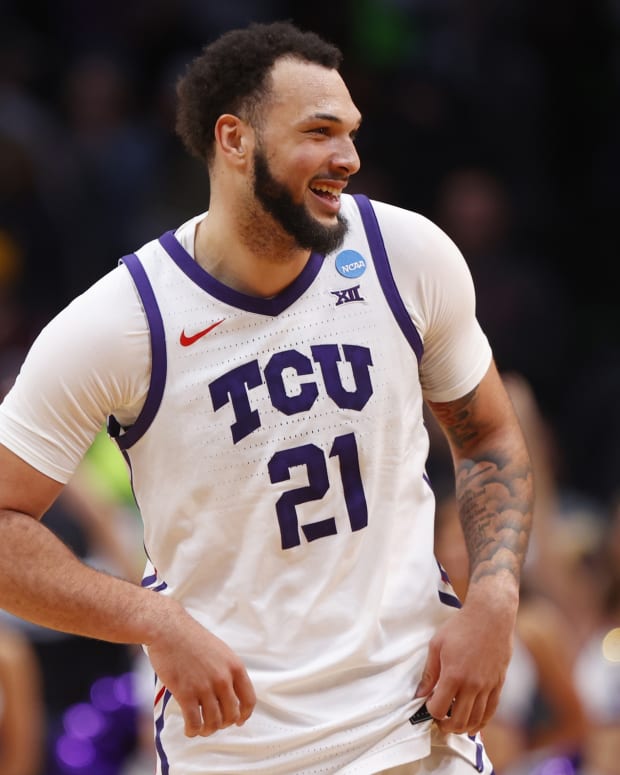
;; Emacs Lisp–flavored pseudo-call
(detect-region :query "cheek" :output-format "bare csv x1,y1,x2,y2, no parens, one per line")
275,146,324,182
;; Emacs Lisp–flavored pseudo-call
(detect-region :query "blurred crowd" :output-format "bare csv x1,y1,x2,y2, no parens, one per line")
0,1,619,773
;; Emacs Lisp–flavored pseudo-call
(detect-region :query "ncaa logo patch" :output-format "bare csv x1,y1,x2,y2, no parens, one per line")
335,250,367,279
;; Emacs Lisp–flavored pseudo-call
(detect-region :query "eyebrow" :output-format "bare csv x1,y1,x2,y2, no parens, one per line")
307,112,363,129
312,112,342,123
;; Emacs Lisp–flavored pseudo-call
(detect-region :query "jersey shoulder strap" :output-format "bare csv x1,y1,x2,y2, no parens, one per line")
352,194,424,362
107,251,167,448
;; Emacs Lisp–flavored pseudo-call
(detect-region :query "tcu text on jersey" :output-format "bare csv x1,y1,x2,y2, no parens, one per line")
209,343,374,549
209,343,374,443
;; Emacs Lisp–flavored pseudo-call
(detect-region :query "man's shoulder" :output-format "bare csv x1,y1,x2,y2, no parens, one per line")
342,193,447,245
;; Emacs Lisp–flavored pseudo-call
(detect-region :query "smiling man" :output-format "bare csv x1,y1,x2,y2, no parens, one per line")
0,21,533,775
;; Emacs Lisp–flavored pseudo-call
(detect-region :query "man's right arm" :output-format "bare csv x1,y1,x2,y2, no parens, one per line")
0,443,256,736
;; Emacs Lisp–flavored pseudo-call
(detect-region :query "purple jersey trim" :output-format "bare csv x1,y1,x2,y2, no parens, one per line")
352,194,424,363
155,688,172,774
472,736,485,772
141,573,157,587
439,590,462,608
437,560,451,585
141,569,169,592
158,229,325,316
113,253,167,450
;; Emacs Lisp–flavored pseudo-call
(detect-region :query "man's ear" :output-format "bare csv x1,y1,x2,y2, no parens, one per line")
214,114,252,165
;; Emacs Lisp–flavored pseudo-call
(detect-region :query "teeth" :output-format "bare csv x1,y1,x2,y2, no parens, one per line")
312,184,340,197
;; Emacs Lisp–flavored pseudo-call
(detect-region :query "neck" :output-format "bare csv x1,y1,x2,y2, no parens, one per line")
194,201,311,298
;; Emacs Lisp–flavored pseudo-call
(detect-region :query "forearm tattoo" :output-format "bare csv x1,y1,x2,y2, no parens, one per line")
433,387,533,586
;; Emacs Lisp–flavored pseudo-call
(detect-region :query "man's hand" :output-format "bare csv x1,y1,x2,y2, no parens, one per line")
146,600,256,737
415,592,514,736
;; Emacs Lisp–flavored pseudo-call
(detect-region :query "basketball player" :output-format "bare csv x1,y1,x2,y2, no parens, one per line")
0,21,533,774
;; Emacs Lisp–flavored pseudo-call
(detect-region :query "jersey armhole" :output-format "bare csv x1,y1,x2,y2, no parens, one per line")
353,194,424,363
108,252,167,450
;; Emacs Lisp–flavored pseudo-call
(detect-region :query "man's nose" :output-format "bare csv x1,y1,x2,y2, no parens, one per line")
332,137,361,176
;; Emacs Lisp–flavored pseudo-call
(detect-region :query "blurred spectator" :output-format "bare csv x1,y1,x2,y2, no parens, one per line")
0,132,68,328
0,225,30,357
573,501,620,775
501,373,609,659
557,357,620,506
120,650,157,775
0,623,45,775
434,168,571,416
58,52,162,295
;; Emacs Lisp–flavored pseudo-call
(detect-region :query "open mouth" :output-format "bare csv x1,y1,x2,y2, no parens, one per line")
310,183,341,201
309,183,342,213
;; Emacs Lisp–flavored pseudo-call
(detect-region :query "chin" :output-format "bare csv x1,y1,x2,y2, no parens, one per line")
312,208,340,227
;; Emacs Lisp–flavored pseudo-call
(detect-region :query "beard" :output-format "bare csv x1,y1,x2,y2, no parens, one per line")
252,147,348,256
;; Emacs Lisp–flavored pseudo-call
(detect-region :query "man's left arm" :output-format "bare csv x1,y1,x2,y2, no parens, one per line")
417,359,534,735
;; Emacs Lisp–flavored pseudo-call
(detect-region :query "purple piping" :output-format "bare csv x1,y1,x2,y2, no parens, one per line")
352,194,424,363
469,735,485,772
439,590,462,609
115,253,167,450
158,230,324,316
155,689,172,774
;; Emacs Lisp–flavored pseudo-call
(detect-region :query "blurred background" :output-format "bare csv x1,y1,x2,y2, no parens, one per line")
0,1,618,774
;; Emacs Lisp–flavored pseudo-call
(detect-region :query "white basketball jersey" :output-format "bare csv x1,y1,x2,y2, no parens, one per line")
111,194,487,774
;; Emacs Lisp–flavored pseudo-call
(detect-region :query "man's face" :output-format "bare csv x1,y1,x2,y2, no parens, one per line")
250,58,362,255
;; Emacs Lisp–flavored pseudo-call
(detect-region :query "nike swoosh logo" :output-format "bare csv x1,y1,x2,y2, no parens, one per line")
179,319,224,346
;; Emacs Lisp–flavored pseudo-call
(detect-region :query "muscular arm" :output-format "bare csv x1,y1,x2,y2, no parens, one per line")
429,361,532,594
417,360,534,734
0,443,256,736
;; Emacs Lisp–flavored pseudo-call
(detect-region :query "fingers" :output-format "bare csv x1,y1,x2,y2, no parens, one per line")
182,707,202,737
414,646,440,699
477,685,501,732
177,663,257,738
424,680,455,722
420,666,498,735
435,692,472,734
432,686,500,736
181,693,236,738
147,608,257,740
234,667,257,726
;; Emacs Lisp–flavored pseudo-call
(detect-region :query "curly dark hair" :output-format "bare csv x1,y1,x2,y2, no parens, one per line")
175,21,343,167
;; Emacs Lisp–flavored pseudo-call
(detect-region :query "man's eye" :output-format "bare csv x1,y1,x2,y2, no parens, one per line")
309,127,330,135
